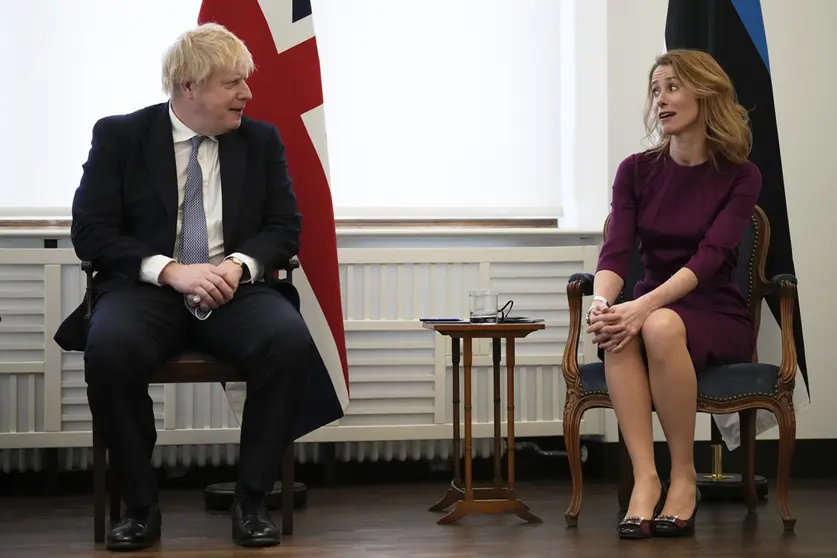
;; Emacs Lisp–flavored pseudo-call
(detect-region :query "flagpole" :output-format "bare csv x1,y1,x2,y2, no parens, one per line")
695,418,768,502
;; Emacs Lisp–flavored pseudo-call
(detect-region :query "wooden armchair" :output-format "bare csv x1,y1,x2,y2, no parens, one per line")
86,258,300,542
561,205,800,532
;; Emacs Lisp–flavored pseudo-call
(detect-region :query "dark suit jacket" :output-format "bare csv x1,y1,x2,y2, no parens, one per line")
54,103,345,439
54,103,302,351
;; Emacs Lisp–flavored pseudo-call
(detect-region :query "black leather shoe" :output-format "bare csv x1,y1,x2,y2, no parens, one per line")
652,487,701,537
105,503,161,551
232,492,281,547
618,481,667,540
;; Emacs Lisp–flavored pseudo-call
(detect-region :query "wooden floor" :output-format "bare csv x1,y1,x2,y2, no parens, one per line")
1,479,836,557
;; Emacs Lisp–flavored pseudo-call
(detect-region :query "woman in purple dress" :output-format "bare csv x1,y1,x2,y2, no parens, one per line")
586,49,760,539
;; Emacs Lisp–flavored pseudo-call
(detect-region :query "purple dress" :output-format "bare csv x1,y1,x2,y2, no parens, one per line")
596,150,761,373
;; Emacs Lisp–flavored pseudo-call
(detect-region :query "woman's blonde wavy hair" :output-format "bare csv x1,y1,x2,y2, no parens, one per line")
643,49,752,166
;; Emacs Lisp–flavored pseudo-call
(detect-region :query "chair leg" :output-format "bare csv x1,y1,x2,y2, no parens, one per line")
739,409,758,513
281,444,295,536
774,398,797,532
93,428,107,543
562,397,585,527
109,470,122,523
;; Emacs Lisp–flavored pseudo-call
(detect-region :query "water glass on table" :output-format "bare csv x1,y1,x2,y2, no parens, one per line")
469,289,499,323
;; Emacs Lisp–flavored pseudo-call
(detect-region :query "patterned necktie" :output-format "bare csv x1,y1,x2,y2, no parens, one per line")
179,135,211,320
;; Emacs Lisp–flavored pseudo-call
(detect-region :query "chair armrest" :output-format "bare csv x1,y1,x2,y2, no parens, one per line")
762,273,799,385
80,261,95,321
769,273,797,290
568,273,594,296
285,256,300,271
562,273,593,388
276,256,300,284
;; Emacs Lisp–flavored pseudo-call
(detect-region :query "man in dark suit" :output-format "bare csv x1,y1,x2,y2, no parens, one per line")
53,23,343,551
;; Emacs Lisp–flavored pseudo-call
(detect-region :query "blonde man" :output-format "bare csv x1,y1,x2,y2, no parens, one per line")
56,23,343,551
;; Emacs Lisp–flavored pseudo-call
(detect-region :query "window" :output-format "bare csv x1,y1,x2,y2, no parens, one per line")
0,0,204,217
0,0,575,221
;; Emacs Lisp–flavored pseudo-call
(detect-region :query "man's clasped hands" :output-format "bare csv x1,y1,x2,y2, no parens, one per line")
585,297,654,353
159,260,244,311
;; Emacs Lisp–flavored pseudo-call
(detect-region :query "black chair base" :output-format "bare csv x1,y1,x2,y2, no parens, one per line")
696,473,768,502
204,481,308,512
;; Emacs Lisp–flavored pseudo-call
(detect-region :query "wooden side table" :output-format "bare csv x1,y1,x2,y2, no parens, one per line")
423,321,545,524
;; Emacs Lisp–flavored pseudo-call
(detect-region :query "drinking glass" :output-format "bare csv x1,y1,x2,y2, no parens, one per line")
469,289,499,323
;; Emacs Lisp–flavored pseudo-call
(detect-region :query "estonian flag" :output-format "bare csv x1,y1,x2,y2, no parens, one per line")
664,0,809,447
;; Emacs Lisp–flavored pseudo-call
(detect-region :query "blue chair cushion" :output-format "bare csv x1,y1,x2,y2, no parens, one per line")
579,361,780,401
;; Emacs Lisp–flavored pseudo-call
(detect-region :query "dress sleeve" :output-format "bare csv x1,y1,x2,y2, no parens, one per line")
596,154,638,281
684,164,762,283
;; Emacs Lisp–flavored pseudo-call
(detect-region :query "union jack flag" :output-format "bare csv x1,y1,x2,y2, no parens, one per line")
199,0,349,435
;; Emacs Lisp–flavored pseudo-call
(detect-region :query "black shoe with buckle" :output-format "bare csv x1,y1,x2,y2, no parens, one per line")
618,482,667,540
652,487,701,537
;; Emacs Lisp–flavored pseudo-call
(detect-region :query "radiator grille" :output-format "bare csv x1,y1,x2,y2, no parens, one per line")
0,438,510,473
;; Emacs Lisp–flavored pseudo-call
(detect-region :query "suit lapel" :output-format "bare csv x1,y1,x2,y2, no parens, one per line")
143,105,179,227
218,131,246,249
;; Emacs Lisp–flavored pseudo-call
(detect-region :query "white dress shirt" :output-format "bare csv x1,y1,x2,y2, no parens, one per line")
139,104,262,285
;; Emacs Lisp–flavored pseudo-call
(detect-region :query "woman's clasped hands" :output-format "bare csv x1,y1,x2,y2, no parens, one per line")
586,299,652,352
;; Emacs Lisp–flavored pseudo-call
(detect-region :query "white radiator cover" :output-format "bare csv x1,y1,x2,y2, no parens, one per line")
0,438,520,473
0,240,603,471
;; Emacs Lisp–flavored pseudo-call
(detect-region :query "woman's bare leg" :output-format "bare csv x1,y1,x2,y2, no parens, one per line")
641,309,698,519
604,336,661,519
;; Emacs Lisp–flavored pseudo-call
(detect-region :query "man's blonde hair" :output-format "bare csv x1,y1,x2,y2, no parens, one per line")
161,23,255,96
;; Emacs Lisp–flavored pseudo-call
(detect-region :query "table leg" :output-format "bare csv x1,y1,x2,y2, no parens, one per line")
463,337,474,501
492,338,502,488
429,337,464,512
438,336,542,525
505,338,543,524
452,337,462,484
506,337,516,494
438,338,473,524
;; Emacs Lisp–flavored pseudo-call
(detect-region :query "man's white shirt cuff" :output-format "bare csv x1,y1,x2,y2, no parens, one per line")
140,255,176,286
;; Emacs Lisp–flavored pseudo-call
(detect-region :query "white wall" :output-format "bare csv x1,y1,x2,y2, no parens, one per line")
601,0,837,442
557,0,611,230
759,0,836,439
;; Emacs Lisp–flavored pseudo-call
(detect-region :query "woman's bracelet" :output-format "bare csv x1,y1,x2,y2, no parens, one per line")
586,296,610,325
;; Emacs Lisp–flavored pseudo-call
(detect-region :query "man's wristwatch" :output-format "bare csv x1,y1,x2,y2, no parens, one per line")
226,256,250,281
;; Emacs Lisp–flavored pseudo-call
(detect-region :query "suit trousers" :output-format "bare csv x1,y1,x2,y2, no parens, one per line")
84,281,312,509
